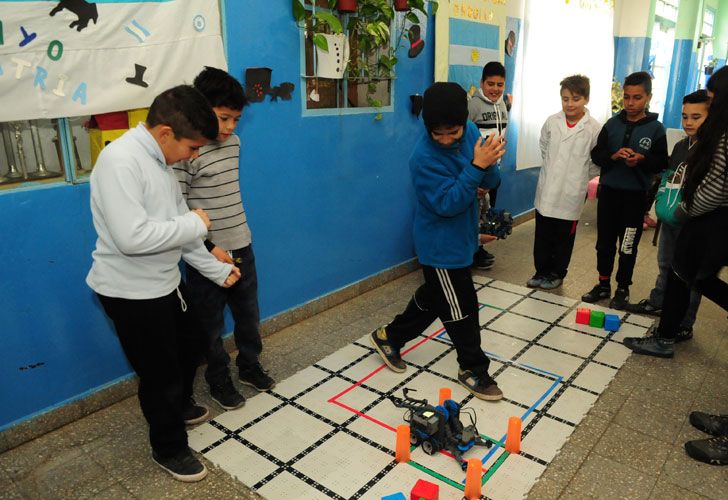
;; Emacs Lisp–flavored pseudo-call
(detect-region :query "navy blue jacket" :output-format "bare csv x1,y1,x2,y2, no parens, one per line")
410,121,501,268
591,111,668,191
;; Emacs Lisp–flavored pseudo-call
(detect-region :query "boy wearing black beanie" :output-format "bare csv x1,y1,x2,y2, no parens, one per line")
371,82,506,400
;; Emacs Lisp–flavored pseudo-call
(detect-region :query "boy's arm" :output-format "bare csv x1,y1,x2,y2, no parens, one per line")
414,160,485,217
587,121,601,178
590,126,614,168
94,158,207,255
539,119,550,162
181,240,236,286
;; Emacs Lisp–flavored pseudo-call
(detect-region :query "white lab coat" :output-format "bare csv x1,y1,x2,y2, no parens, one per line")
534,110,601,221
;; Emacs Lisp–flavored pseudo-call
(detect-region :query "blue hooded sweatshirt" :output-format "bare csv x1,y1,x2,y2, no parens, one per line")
410,121,501,268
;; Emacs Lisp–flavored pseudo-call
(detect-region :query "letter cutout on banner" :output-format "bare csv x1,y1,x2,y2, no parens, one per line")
34,66,48,90
72,82,88,105
12,57,31,79
53,74,68,97
47,40,64,61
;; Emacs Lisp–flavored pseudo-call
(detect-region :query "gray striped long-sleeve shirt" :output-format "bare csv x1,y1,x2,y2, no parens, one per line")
174,134,252,251
688,134,728,217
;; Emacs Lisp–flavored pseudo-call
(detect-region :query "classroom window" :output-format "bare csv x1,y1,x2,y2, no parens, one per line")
300,0,393,113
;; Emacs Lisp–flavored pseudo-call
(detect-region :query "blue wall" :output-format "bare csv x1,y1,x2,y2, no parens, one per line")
663,38,695,128
0,0,436,431
613,36,652,84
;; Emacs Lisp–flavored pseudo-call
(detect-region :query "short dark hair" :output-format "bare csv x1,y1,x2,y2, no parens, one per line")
193,66,248,110
422,82,469,132
481,61,506,81
560,75,590,100
147,85,218,141
623,71,652,94
682,89,710,105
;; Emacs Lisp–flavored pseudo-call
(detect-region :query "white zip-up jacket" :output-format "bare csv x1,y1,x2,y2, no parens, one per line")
86,124,233,299
535,110,601,221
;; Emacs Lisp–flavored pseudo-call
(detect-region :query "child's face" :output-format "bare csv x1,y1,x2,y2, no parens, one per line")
481,75,505,102
560,89,588,122
213,106,242,142
159,129,208,165
622,84,651,119
430,125,464,146
681,102,709,138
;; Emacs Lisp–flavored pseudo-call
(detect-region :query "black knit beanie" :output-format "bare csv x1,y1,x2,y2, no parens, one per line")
422,82,468,132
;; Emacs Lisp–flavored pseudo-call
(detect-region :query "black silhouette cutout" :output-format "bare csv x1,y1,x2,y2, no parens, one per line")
410,94,423,117
408,25,425,59
269,83,295,101
125,63,149,88
49,0,99,32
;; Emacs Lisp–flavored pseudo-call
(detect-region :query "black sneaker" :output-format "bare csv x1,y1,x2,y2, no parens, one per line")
239,363,276,391
152,448,208,482
689,411,728,437
623,335,674,358
675,326,694,343
182,398,210,425
457,369,503,401
370,327,406,373
210,377,246,410
581,283,611,303
609,287,630,310
472,249,494,270
624,299,662,316
684,435,728,465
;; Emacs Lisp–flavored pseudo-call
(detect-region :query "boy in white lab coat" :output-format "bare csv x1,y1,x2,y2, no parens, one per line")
527,75,601,289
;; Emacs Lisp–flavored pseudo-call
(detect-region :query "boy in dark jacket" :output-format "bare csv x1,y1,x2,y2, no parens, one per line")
371,82,505,401
582,71,668,309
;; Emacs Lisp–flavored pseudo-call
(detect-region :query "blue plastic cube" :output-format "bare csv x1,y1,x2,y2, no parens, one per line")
604,314,621,332
381,493,406,500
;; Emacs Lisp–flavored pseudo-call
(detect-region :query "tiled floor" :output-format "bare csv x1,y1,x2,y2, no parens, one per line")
2,201,727,499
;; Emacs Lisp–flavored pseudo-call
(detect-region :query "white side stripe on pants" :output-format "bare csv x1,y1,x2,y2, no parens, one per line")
436,268,463,321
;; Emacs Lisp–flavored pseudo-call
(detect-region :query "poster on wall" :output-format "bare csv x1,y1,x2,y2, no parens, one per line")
0,0,227,122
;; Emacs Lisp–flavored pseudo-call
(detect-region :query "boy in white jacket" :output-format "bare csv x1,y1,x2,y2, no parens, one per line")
527,75,601,289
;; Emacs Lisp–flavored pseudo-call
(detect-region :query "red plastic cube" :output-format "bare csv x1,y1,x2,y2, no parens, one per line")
576,307,591,325
410,479,439,500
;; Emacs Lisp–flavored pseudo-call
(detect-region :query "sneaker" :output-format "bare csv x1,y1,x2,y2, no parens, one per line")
152,448,208,482
457,369,503,401
676,326,694,343
684,435,728,465
210,377,246,410
623,335,674,358
643,214,657,228
472,250,494,270
609,287,630,310
539,275,563,290
481,248,496,262
526,275,545,288
624,299,662,316
370,327,406,373
239,363,276,391
689,411,728,437
182,399,210,425
581,283,611,303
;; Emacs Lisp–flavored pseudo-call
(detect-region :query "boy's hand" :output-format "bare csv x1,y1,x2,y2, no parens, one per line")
625,152,645,167
480,234,498,244
472,134,506,169
222,266,241,288
610,147,636,161
211,246,234,264
192,208,211,230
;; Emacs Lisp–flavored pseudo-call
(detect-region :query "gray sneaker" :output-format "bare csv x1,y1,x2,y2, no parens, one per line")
623,335,674,358
526,275,545,288
539,276,563,290
457,369,503,401
370,327,406,373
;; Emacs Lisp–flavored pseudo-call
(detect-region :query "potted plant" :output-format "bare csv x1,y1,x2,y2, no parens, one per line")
337,0,357,12
394,0,409,11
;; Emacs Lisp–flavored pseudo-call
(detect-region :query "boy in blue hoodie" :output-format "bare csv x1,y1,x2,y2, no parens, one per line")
582,71,668,309
371,82,505,401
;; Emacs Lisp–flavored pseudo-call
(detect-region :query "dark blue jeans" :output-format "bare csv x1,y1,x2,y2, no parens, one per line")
185,245,262,386
649,223,701,328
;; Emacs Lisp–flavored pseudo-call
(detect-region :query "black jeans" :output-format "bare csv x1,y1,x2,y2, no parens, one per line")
98,282,205,457
596,185,646,287
386,265,491,375
657,270,728,339
185,244,262,386
533,210,577,279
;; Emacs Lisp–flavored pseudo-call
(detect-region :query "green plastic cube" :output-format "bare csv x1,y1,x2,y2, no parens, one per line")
589,310,605,328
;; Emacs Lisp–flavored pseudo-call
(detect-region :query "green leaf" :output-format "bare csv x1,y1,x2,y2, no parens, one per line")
375,113,383,121
313,33,329,52
315,11,343,33
292,0,306,23
432,1,439,15
406,11,419,24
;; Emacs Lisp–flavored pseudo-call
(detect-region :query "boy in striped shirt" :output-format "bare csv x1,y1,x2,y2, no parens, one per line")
175,67,274,410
